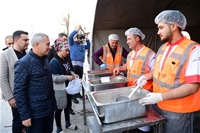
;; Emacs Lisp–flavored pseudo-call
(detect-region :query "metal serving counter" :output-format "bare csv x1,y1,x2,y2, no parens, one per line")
82,80,166,133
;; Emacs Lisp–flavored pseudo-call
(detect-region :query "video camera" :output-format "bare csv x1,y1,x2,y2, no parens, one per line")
76,28,90,41
76,34,86,40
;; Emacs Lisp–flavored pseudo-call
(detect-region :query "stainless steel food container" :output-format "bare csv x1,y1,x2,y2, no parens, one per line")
87,70,112,79
88,75,128,91
90,86,149,123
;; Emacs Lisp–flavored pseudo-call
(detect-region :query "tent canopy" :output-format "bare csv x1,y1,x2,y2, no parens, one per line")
91,0,200,69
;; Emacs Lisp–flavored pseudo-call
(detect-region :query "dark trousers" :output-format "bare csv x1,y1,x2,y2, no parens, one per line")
26,114,54,133
55,94,72,127
73,65,83,79
73,65,83,96
11,107,24,133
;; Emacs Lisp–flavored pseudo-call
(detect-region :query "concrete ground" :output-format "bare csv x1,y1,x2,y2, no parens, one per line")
52,96,94,133
0,92,94,133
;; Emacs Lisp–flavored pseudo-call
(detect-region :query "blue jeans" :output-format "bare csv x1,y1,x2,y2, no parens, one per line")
11,107,24,133
26,114,54,133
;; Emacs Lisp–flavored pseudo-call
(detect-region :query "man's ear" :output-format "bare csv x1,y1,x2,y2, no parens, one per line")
34,42,40,47
171,23,178,32
136,36,140,41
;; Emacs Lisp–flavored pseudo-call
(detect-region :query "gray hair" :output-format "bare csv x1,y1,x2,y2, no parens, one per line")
5,35,13,42
31,33,49,47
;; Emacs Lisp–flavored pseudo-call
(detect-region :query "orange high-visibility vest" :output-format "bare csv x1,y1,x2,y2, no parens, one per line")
102,44,123,71
153,38,200,113
126,46,154,91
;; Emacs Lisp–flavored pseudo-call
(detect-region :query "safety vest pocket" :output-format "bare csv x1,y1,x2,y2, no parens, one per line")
163,57,180,77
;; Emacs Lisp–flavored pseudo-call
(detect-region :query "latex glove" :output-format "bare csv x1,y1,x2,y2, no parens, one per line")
137,75,147,87
137,80,147,93
100,64,106,70
139,93,163,105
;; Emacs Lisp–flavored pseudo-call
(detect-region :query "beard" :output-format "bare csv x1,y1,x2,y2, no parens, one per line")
160,31,173,43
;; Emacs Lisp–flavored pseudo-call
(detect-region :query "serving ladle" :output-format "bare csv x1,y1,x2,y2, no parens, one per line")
115,81,143,102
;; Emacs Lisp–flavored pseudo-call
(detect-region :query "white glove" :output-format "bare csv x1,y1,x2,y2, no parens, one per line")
137,75,147,87
139,93,163,106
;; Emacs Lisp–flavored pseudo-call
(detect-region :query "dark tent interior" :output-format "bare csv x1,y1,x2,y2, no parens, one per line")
91,0,200,69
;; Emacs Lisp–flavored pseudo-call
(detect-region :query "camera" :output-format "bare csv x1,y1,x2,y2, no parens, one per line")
76,34,85,40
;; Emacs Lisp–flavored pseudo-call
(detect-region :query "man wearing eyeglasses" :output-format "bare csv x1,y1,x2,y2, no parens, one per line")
2,35,13,51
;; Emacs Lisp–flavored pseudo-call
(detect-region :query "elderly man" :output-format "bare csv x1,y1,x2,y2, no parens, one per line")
0,30,29,133
139,10,200,133
2,35,13,51
92,34,129,71
14,33,56,133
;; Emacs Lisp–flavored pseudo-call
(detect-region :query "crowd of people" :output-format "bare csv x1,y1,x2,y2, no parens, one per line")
0,10,199,133
0,25,90,133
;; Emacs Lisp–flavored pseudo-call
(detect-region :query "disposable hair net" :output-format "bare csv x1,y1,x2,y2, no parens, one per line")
125,28,145,40
154,10,187,30
181,31,191,39
108,34,119,40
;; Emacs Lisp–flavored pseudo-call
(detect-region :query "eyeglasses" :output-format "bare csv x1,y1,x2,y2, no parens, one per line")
7,43,14,45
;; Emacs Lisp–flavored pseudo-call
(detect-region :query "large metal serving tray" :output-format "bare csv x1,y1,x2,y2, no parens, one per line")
87,70,112,79
90,86,149,123
88,75,128,91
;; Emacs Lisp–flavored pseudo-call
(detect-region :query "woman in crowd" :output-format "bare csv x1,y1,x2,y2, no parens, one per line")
50,39,78,133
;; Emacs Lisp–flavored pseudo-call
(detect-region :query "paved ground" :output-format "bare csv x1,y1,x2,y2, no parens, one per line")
0,92,94,133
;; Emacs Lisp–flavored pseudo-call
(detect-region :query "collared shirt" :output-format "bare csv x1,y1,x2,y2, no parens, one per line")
159,37,200,84
165,36,185,58
129,46,155,71
14,49,26,60
130,45,145,67
159,36,184,70
185,45,200,84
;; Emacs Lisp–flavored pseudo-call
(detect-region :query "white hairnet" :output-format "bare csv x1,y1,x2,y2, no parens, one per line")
154,10,187,30
181,31,191,39
125,27,145,40
108,34,119,40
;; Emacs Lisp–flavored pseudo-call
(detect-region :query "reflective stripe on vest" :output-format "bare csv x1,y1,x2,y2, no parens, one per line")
153,38,200,113
102,44,122,71
127,47,154,91
128,50,152,79
154,43,196,89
